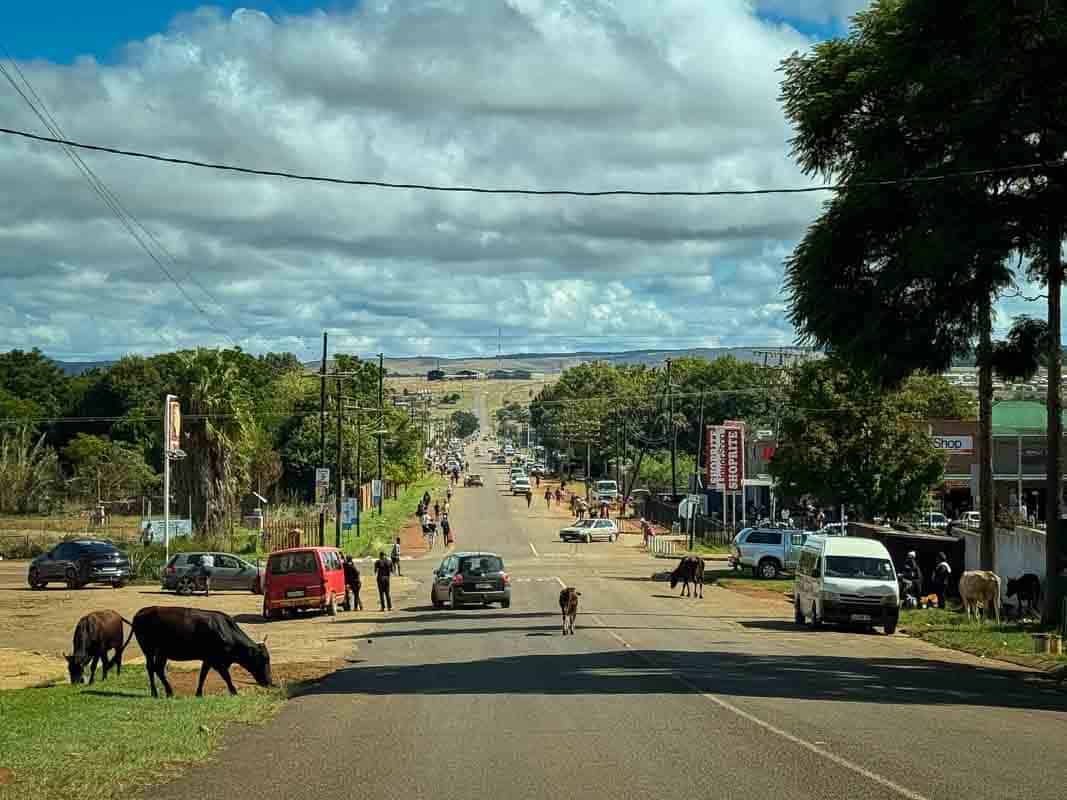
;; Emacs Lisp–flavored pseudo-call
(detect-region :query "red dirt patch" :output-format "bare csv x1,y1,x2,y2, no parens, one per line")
0,767,13,785
146,660,345,697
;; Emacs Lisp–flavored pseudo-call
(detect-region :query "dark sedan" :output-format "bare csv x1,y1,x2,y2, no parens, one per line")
430,551,511,609
28,539,131,589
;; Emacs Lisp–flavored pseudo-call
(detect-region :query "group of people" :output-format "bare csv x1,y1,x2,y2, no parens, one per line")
899,550,953,609
418,488,455,549
340,544,401,612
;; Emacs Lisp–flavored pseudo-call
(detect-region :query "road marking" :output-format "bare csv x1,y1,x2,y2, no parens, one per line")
590,622,930,800
529,541,539,557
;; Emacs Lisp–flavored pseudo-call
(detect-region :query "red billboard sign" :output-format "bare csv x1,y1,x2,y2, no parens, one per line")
706,425,725,488
724,423,745,492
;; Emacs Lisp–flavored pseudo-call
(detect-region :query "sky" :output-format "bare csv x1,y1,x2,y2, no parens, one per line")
7,0,1038,363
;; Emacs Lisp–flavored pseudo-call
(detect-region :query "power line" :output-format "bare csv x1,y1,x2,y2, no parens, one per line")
0,124,1062,197
0,58,238,347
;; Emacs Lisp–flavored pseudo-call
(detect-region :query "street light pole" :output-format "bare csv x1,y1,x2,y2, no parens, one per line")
377,352,384,516
335,376,343,549
318,331,327,546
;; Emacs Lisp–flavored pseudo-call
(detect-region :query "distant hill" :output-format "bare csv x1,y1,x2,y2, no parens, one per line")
53,360,115,376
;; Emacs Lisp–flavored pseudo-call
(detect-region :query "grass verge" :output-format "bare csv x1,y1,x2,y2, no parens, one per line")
342,474,445,556
899,607,1067,669
708,567,795,598
691,542,733,557
0,671,284,800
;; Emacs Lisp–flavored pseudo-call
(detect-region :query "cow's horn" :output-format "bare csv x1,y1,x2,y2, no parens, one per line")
261,635,269,646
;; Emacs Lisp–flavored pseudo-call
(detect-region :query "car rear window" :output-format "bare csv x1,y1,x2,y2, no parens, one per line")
745,531,783,545
77,541,120,554
459,556,503,575
268,551,319,575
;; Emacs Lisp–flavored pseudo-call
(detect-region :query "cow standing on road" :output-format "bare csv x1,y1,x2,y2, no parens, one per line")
670,556,706,598
559,587,581,635
133,606,272,698
66,610,134,684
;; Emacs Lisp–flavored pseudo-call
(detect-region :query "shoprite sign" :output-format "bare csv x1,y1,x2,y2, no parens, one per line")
931,435,973,454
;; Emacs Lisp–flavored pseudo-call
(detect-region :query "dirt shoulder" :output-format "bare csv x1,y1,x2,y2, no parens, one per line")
0,560,420,690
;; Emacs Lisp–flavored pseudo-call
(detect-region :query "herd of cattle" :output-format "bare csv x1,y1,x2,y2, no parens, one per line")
65,606,273,697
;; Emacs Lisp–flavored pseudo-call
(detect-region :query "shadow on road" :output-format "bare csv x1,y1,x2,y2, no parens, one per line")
344,610,556,624
301,649,1067,711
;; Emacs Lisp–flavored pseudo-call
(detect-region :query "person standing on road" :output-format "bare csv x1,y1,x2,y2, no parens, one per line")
544,487,552,508
525,489,533,509
198,552,214,596
441,512,453,546
422,490,431,508
434,500,441,520
447,486,453,503
374,551,392,611
555,487,562,507
932,552,951,609
391,537,402,575
343,555,363,611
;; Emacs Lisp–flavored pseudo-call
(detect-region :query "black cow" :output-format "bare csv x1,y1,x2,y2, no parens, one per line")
559,587,580,635
1006,573,1043,617
670,556,705,598
133,606,273,698
66,610,134,684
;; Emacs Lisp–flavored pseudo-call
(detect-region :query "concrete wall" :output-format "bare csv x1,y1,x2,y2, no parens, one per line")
957,526,1046,600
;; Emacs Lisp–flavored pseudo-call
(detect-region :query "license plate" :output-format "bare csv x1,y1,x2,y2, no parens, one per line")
286,589,305,598
476,583,493,590
850,614,871,623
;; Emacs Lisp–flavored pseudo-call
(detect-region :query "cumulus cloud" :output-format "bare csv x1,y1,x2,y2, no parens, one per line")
0,0,830,360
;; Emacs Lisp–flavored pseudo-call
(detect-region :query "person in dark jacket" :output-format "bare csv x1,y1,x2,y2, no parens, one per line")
343,555,362,611
374,551,392,611
900,551,923,604
932,552,952,609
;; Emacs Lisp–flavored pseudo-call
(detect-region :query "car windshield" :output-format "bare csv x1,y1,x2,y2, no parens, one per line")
824,556,895,580
460,556,503,575
573,520,596,528
596,481,617,491
268,551,318,575
77,542,120,554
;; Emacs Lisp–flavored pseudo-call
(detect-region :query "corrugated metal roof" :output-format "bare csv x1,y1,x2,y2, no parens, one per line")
992,400,1066,435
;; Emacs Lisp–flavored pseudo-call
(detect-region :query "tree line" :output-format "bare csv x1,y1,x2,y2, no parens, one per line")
0,348,425,529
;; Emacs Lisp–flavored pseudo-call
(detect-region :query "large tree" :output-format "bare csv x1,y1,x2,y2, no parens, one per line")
769,359,958,519
779,0,1067,624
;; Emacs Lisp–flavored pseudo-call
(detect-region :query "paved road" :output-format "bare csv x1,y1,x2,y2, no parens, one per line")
153,446,1067,800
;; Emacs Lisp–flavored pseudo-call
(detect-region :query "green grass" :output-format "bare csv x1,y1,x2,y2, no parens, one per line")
691,542,733,557
899,607,1067,665
707,567,795,597
342,474,445,556
0,671,283,800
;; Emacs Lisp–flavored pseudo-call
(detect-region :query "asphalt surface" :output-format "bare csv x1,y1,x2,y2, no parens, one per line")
151,422,1067,800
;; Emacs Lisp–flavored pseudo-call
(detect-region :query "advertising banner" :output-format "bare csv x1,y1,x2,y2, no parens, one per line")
724,422,745,492
706,425,725,489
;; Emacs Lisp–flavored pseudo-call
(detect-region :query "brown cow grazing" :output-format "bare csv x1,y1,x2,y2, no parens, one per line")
66,610,134,684
133,606,273,698
559,587,581,635
670,556,705,598
959,570,1002,625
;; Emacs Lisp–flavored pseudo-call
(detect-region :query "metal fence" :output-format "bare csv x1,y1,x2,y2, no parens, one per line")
642,497,738,547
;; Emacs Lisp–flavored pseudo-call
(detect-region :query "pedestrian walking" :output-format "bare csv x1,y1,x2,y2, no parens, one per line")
343,555,363,611
434,500,441,519
422,490,431,508
545,487,552,508
535,474,541,488
441,513,451,546
443,499,450,515
447,486,453,502
374,551,392,611
198,552,214,596
555,488,562,507
391,537,401,575
526,489,533,509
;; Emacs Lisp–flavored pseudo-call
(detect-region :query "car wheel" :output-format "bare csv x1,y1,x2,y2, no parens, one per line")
609,534,616,543
584,533,592,543
65,568,82,590
112,579,127,589
27,567,43,589
327,593,338,616
501,598,511,609
758,559,780,579
177,576,194,596
432,597,444,608
794,597,805,625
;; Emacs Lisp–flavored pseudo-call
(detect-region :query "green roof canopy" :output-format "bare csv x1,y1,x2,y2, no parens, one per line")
992,400,1067,435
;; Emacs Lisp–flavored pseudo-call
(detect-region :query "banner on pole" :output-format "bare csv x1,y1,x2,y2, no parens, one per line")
167,397,181,452
724,422,745,492
371,479,383,503
341,498,359,530
706,425,725,489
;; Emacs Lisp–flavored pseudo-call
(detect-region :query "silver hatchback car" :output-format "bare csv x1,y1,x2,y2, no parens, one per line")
162,552,264,594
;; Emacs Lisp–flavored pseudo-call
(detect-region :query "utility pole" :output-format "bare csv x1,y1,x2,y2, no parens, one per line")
335,376,343,549
377,352,384,516
667,358,677,499
318,331,327,546
355,409,361,541
690,392,705,551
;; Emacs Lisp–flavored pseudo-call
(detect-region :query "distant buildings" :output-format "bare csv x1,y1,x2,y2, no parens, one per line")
426,369,485,381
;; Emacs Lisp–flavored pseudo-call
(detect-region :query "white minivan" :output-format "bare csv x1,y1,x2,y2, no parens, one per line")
793,535,900,635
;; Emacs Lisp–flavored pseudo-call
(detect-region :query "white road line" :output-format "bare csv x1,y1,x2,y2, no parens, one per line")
529,541,539,557
589,621,930,800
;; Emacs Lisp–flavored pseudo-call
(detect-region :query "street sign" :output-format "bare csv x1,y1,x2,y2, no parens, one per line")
315,467,330,505
371,479,383,503
724,424,744,492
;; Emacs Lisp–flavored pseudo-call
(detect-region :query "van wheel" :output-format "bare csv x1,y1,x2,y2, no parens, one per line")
794,597,805,625
758,559,780,579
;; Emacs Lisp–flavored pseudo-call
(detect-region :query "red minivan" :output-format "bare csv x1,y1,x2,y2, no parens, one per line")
262,546,346,620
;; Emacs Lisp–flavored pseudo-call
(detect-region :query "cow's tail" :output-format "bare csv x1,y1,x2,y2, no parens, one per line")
119,615,137,655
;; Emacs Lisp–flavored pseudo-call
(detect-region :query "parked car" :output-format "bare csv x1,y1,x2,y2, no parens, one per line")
430,551,510,608
794,535,899,634
28,539,131,589
958,511,980,530
495,454,507,464
262,546,347,620
464,473,484,487
161,552,264,595
730,527,808,579
815,523,849,537
916,512,949,530
559,518,619,543
512,477,532,495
